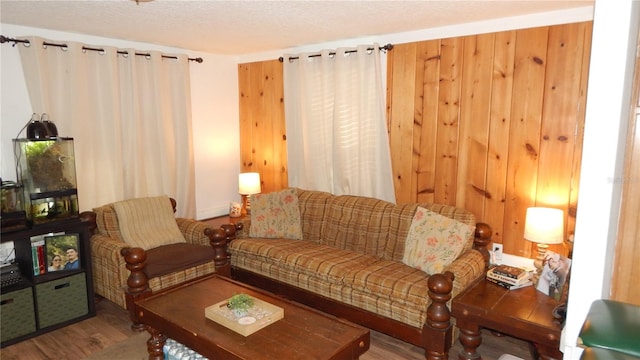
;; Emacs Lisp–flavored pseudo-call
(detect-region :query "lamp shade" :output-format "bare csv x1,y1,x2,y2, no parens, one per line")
524,207,564,245
238,172,261,195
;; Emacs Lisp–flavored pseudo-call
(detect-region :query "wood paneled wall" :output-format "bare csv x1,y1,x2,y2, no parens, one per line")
238,60,288,194
387,22,592,257
238,22,593,258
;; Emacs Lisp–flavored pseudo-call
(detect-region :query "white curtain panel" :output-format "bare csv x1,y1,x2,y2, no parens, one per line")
283,44,395,203
17,37,196,217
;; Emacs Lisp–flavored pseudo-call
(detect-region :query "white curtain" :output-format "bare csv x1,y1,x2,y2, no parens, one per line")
17,36,196,217
283,44,395,203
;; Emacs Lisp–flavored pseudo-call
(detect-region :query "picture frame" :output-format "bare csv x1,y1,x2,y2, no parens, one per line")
44,233,81,272
536,250,571,301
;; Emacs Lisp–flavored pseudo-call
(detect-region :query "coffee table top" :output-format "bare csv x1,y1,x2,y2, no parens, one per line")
135,275,370,360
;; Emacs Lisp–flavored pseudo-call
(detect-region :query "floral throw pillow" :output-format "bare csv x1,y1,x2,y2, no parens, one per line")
249,188,303,240
402,206,474,275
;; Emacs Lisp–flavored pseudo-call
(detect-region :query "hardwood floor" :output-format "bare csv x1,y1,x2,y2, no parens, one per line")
2,296,535,360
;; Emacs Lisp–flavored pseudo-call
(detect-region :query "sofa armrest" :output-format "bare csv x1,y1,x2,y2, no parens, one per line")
234,218,251,238
473,222,492,268
442,222,491,299
444,249,486,298
176,218,211,246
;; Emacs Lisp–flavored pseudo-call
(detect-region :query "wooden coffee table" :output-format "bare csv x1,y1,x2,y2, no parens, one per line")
132,274,370,359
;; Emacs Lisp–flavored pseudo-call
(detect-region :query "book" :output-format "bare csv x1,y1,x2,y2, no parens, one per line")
486,268,532,286
30,236,46,276
486,277,533,290
36,245,46,275
491,264,529,280
31,243,39,276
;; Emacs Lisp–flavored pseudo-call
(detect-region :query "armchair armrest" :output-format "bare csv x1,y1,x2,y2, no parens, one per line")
176,218,212,246
89,233,131,308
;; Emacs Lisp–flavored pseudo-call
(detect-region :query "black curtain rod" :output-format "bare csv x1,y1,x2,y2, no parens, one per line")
1,35,204,63
278,43,393,62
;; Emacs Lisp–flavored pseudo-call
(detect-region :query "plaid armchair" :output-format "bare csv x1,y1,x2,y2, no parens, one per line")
80,196,222,310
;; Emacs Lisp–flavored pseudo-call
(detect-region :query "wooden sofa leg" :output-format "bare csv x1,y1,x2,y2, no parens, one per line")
121,247,153,332
423,271,455,360
207,225,234,277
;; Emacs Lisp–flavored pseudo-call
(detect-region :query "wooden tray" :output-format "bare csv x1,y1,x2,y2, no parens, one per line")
205,297,284,336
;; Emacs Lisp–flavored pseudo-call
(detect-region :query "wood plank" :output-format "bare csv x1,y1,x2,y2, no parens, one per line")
238,63,254,172
503,26,549,258
264,59,287,193
388,43,417,203
415,40,441,204
458,33,494,217
484,30,516,245
568,22,592,255
251,62,268,187
536,22,586,256
434,37,463,206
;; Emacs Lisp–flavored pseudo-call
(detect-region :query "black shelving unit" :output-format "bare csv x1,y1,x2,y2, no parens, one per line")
0,219,95,347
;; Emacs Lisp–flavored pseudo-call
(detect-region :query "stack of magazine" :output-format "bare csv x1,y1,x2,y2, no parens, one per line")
486,265,533,290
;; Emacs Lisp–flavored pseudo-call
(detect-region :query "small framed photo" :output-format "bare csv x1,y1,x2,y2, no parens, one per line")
536,250,571,301
45,233,81,272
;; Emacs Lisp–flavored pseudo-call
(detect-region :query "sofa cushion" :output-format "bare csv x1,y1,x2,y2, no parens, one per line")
402,206,474,275
231,238,379,282
144,243,215,278
296,189,334,243
250,188,303,239
112,195,186,250
321,195,396,255
229,238,432,328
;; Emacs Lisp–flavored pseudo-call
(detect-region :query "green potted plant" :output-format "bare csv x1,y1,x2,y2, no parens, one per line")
227,293,254,317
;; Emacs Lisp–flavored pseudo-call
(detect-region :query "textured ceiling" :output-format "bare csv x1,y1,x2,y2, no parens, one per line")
1,0,594,55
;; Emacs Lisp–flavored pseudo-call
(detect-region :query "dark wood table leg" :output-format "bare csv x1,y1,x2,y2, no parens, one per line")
536,343,563,360
457,320,482,360
146,326,167,360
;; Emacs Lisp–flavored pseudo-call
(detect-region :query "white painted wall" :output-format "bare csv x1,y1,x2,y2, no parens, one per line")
0,23,240,220
562,1,639,358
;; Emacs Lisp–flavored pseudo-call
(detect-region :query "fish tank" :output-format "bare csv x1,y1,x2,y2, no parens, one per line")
1,180,28,232
12,137,79,225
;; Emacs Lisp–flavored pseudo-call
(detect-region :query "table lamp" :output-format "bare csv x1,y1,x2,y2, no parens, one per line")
524,207,564,275
238,172,261,216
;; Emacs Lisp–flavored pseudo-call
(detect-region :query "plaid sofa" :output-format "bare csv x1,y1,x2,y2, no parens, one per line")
226,189,489,358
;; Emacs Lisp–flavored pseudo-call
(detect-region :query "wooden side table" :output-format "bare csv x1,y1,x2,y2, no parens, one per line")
452,278,563,360
204,215,246,229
